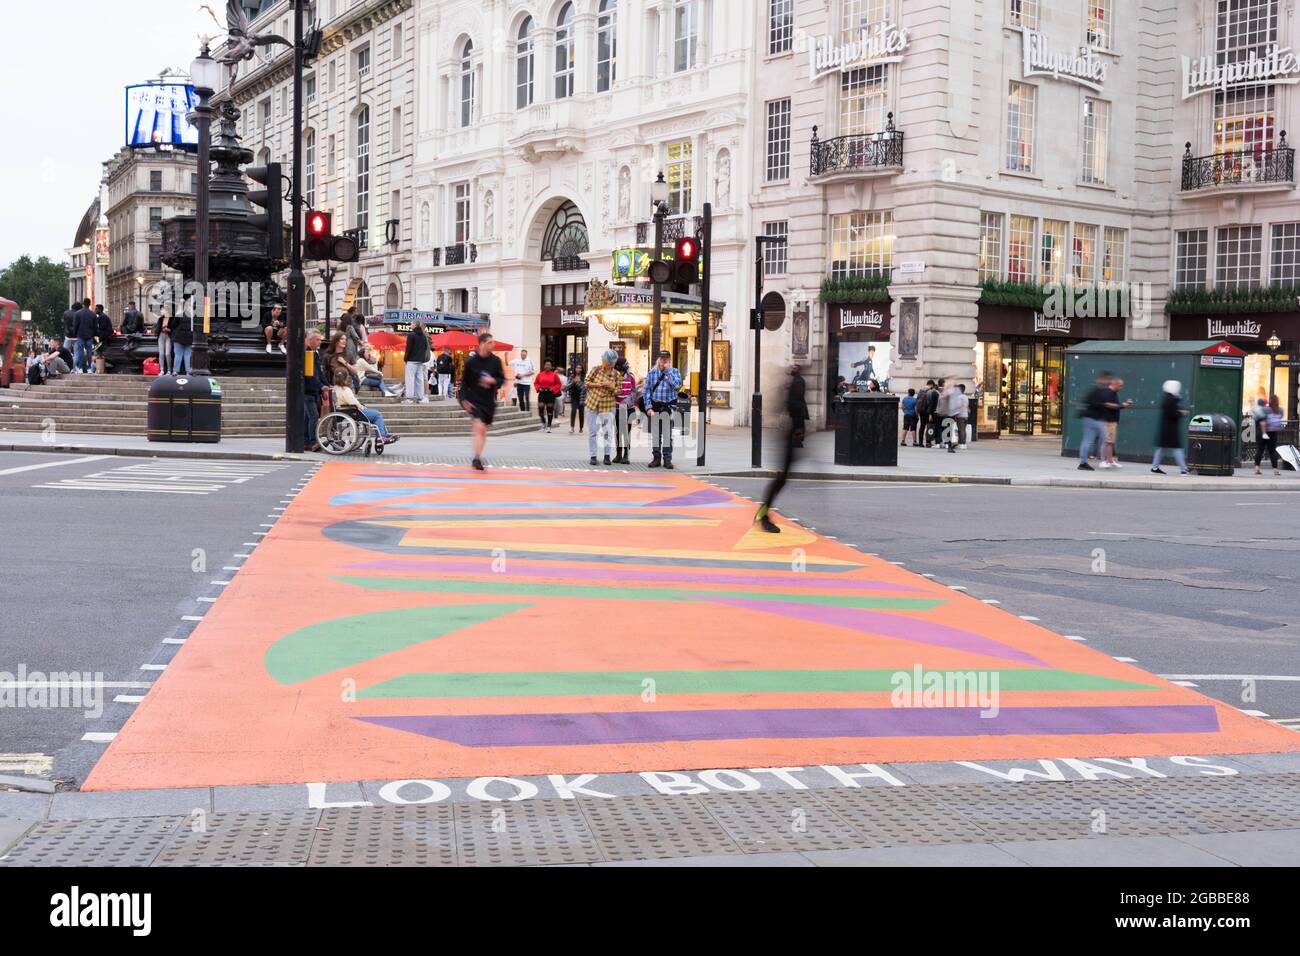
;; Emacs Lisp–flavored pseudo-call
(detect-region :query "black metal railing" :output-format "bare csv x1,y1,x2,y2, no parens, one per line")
429,247,441,267
552,255,590,272
635,215,705,246
1181,134,1295,191
810,114,904,177
444,243,468,265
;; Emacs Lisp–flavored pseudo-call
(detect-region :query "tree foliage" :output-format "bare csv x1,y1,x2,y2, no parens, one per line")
0,256,69,337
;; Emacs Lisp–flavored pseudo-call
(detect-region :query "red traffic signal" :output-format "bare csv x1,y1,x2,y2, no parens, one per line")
306,210,331,238
672,236,700,286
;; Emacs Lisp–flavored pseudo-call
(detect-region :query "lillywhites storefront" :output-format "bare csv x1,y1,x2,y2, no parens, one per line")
976,305,1126,436
1169,312,1299,419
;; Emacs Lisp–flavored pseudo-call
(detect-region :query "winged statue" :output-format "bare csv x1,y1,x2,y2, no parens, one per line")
200,1,292,86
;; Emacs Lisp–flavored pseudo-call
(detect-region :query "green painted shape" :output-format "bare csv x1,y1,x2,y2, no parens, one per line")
332,576,943,612
357,668,1156,699
264,604,534,685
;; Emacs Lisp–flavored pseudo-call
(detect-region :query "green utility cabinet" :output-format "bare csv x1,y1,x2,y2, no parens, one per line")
1062,341,1246,462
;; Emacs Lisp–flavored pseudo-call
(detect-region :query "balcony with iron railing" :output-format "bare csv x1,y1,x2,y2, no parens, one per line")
810,114,905,181
635,215,705,246
443,242,478,266
1180,134,1295,193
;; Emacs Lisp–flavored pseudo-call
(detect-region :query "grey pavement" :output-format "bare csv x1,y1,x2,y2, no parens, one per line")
4,425,1296,490
5,771,1300,866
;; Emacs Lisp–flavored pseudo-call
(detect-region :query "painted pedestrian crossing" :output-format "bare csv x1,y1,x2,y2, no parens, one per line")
34,460,291,495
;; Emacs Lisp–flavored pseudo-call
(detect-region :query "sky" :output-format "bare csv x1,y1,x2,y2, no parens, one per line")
0,1,215,269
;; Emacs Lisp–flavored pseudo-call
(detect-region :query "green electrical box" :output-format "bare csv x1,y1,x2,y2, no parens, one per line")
1062,340,1246,463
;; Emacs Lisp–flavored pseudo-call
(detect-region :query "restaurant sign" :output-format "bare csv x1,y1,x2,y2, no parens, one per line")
1021,31,1107,92
806,22,909,82
1182,45,1300,100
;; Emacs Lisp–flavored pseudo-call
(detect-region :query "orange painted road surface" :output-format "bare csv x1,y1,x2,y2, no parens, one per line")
85,461,1300,791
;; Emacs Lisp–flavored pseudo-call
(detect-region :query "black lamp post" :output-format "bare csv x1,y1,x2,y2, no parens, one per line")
649,171,670,360
319,264,338,333
1267,330,1281,402
188,44,221,375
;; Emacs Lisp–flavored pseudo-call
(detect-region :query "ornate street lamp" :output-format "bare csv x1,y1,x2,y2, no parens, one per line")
649,171,670,360
188,45,221,375
1267,330,1281,401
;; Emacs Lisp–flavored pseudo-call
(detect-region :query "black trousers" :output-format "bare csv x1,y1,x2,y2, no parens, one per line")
516,383,530,412
762,426,801,513
538,392,555,427
570,401,585,430
1256,433,1279,468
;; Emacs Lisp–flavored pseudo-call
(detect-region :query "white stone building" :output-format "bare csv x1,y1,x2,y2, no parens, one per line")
751,0,1298,433
410,0,757,422
224,0,417,325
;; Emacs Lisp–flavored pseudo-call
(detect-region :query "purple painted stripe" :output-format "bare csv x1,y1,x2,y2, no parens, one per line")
645,488,735,508
357,705,1221,748
343,558,927,593
713,598,1049,668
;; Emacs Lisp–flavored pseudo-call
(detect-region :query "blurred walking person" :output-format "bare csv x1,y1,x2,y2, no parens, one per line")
1151,380,1191,475
1078,371,1116,471
1254,395,1284,476
1099,376,1134,468
459,332,505,471
756,366,809,533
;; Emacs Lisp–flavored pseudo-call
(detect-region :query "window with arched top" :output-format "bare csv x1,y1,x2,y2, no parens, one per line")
555,4,575,100
305,286,318,326
304,130,316,208
419,202,431,246
354,280,372,318
597,0,618,92
541,201,590,270
516,18,535,109
386,281,401,310
459,40,475,127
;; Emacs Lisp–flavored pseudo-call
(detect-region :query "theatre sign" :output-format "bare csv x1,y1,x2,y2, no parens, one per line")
806,21,910,81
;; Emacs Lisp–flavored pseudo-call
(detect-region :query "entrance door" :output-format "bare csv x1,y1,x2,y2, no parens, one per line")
1040,343,1066,434
1008,342,1036,435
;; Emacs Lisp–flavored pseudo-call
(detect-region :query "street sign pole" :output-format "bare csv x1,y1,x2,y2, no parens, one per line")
285,1,306,453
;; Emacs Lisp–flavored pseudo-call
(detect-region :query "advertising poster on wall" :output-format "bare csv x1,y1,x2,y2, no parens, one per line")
839,341,893,391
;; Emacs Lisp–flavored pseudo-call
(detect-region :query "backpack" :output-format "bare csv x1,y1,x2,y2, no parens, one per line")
26,362,44,386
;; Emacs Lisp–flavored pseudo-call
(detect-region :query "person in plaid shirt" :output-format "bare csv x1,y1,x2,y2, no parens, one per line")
584,350,622,465
645,349,683,469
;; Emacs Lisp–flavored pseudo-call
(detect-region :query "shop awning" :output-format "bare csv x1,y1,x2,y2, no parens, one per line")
583,286,725,332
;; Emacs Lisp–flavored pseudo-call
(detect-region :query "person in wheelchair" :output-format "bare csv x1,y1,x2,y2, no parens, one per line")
332,369,399,446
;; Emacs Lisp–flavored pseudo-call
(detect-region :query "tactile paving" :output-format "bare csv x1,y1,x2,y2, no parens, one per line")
699,790,870,853
310,806,456,867
1123,773,1300,832
579,794,743,861
454,799,602,866
0,817,182,867
930,781,1224,842
813,785,993,848
154,810,321,867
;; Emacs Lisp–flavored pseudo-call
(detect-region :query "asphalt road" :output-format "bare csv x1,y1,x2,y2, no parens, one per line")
0,451,314,787
717,477,1300,724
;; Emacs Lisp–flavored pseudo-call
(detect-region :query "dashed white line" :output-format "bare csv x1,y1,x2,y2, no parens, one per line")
1241,709,1271,717
162,638,187,645
81,733,118,743
114,695,145,704
1065,635,1087,642
1171,681,1199,687
140,664,167,672
1114,657,1138,663
1019,615,1040,621
181,615,204,622
197,597,218,603
1156,674,1300,682
982,599,1001,605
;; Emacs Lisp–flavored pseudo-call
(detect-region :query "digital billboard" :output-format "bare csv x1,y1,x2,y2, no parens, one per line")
125,84,200,149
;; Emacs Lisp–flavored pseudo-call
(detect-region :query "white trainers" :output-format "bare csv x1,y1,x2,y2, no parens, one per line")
279,343,287,354
265,344,273,353
1099,461,1113,469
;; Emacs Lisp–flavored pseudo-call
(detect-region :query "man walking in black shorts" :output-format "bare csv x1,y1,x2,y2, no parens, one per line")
459,332,505,471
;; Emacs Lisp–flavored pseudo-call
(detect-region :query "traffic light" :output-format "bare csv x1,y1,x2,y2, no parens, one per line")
672,236,700,289
302,209,360,263
246,163,284,260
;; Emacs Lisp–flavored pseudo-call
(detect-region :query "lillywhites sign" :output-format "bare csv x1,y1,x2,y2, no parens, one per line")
560,307,587,327
840,308,886,330
1208,318,1263,339
1183,45,1300,100
807,22,909,82
1022,31,1107,92
1033,312,1073,334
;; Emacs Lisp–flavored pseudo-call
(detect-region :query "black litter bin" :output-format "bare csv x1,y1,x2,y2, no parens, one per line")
1186,413,1236,476
148,375,223,443
834,394,899,466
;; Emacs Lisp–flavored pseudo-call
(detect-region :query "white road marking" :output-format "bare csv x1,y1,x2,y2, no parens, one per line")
1241,709,1270,717
0,454,108,476
1157,674,1300,682
81,733,117,743
2,681,151,689
982,599,1001,605
114,695,145,704
162,638,186,645
1170,681,1199,687
1065,635,1087,641
948,585,967,591
222,566,241,571
140,664,167,672
181,615,204,622
1114,657,1138,663
211,580,232,585
197,597,218,603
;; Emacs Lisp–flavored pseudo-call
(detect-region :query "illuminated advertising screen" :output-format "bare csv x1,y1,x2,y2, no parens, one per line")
125,84,200,149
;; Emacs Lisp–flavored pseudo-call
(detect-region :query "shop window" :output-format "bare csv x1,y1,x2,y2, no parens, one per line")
1270,222,1300,284
1072,223,1099,284
829,210,893,278
1175,230,1210,290
1007,215,1035,282
1006,82,1036,173
979,212,1004,282
1040,220,1067,285
1102,227,1127,286
1216,225,1264,289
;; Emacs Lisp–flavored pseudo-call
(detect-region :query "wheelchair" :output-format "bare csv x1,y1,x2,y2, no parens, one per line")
316,390,385,457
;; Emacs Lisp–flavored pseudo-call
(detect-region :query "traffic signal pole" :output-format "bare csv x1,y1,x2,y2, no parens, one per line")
285,0,306,454
696,204,712,468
